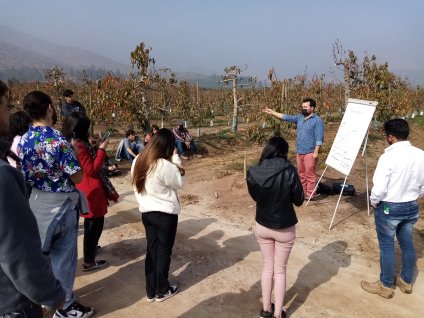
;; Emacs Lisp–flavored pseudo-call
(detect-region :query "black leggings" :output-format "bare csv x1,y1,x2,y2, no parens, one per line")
83,217,105,264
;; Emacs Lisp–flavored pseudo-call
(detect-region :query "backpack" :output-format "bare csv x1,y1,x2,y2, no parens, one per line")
332,182,356,196
316,182,334,195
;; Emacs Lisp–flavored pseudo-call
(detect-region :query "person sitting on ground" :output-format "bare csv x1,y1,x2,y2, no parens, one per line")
61,89,86,118
7,110,32,169
62,112,119,272
144,124,159,145
115,129,144,163
103,158,121,177
172,120,201,160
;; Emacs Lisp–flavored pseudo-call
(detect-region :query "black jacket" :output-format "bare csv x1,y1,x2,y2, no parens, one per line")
61,100,86,117
0,140,65,314
247,157,304,229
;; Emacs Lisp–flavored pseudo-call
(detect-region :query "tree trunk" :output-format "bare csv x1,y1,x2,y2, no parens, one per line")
231,78,238,132
343,65,350,112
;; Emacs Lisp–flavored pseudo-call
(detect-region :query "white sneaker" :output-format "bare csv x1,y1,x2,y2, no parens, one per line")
54,302,94,318
146,295,156,303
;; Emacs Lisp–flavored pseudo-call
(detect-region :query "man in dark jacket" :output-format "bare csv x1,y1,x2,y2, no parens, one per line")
0,80,65,318
61,89,86,117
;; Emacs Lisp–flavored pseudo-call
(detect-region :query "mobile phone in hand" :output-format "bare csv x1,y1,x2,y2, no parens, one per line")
102,131,111,141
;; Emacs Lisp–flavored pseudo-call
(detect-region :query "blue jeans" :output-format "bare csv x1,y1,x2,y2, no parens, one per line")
122,139,143,162
175,140,198,156
374,201,419,287
49,208,79,308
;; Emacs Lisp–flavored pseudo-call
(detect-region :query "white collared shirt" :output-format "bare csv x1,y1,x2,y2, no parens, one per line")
370,141,424,207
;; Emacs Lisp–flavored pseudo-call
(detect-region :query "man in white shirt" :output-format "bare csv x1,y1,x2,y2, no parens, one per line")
361,119,424,299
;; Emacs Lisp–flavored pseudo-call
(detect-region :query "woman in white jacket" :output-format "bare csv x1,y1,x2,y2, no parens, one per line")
131,128,185,303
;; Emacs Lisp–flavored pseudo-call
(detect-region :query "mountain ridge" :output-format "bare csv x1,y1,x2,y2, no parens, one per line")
1,25,423,86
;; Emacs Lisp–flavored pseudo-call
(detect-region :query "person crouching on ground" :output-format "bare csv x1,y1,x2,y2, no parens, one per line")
247,136,304,318
62,112,119,272
115,129,144,163
131,128,185,302
172,120,201,160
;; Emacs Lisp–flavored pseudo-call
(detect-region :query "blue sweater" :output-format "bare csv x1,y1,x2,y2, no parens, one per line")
0,141,64,314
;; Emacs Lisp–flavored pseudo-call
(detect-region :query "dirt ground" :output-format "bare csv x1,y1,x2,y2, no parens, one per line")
73,122,424,318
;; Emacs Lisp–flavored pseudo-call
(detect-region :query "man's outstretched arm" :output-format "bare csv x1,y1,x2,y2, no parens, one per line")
263,108,284,119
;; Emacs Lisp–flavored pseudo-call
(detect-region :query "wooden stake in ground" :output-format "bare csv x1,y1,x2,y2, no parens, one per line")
243,150,247,180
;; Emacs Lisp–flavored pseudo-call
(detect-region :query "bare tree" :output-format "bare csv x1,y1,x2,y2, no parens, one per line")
332,39,358,112
219,64,251,132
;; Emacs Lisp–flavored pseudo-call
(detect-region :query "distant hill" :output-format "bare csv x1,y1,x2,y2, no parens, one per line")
0,25,131,81
174,71,264,89
174,72,222,89
393,69,424,86
0,26,267,87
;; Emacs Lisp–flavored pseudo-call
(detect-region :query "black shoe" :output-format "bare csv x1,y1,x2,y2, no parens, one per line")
54,302,94,318
82,259,107,272
155,285,179,302
260,303,274,318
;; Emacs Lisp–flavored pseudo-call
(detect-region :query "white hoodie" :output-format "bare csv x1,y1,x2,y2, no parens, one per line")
131,154,184,214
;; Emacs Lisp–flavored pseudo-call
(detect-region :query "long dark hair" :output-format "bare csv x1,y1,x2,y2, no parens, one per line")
259,136,289,163
62,112,90,142
8,111,32,141
132,128,183,193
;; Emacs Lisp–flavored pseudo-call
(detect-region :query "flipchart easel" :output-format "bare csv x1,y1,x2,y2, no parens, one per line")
306,98,378,229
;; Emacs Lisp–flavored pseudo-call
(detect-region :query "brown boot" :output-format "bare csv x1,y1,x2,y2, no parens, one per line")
395,276,413,294
361,280,394,299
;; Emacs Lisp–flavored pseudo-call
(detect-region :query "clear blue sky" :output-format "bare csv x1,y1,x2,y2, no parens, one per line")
1,0,423,80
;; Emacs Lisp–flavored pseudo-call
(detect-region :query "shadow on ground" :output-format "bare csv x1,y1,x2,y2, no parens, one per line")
178,281,261,318
173,218,258,292
285,240,351,316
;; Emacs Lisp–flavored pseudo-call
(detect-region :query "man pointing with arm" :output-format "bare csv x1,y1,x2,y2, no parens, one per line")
263,98,324,199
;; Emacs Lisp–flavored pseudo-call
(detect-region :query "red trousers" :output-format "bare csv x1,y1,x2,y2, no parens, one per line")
296,153,317,197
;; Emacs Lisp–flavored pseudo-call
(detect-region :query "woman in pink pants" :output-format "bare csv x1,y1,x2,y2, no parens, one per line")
247,137,304,318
